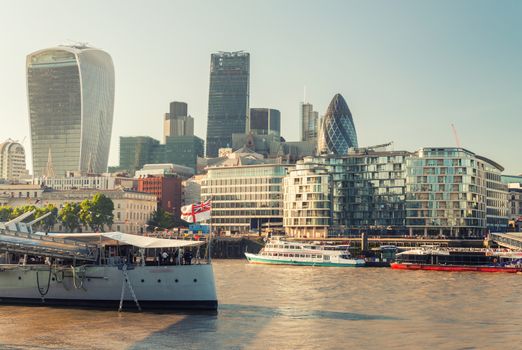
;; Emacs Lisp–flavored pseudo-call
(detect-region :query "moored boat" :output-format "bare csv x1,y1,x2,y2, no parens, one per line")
0,212,218,311
391,246,522,273
245,238,365,267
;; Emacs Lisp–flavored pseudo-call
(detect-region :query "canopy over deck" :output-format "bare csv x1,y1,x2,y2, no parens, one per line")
50,232,204,249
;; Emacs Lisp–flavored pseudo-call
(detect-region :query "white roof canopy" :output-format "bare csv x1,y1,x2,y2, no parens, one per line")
50,232,205,249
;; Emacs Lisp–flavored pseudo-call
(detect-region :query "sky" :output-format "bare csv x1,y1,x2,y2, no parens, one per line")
0,0,521,174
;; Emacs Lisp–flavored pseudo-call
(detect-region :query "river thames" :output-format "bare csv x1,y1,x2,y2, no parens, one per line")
0,259,521,349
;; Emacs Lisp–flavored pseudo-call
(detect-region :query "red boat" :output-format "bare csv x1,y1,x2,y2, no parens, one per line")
391,247,522,273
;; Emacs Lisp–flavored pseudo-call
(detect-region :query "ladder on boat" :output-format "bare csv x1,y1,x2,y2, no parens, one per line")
119,264,141,312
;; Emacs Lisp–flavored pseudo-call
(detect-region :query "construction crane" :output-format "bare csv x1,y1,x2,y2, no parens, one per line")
451,124,461,148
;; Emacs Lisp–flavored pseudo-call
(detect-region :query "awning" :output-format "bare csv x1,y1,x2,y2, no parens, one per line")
49,232,205,249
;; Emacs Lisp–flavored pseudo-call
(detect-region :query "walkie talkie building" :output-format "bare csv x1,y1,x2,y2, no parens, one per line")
317,93,358,155
27,45,115,176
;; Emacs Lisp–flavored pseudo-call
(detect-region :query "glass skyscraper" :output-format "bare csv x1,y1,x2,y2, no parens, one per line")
206,51,250,157
27,45,115,176
249,108,280,137
317,93,358,155
300,102,319,142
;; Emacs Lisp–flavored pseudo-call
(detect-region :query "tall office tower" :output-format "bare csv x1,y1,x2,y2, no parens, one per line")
300,102,319,142
206,51,250,157
163,101,194,142
0,140,28,180
317,93,358,155
27,45,115,177
249,108,281,137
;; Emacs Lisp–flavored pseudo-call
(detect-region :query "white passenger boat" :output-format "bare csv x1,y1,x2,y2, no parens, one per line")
245,238,366,267
0,212,217,311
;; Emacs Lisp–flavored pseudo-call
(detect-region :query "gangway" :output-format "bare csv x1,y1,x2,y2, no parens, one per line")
489,232,522,250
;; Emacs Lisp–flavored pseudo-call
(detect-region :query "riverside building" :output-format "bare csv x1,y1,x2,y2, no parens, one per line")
27,45,115,176
405,147,508,237
201,147,289,234
283,146,409,238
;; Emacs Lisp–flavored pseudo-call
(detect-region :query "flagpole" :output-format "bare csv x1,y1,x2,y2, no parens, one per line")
208,196,212,264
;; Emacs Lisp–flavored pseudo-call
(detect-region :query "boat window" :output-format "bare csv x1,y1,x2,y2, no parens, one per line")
324,255,330,261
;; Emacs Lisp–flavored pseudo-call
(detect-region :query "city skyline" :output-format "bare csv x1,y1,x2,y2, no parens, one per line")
0,1,521,173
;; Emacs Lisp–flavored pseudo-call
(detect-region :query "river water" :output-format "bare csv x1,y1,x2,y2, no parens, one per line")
0,259,521,349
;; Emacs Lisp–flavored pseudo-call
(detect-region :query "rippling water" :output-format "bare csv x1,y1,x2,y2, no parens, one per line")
0,260,521,349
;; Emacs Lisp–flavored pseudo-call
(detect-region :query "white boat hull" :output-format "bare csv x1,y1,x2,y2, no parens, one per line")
0,264,217,310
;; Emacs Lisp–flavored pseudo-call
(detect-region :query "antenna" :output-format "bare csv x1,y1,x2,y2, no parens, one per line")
303,85,307,103
451,124,461,148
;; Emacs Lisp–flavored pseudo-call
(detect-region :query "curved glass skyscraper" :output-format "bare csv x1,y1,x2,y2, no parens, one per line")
27,45,115,176
317,93,358,155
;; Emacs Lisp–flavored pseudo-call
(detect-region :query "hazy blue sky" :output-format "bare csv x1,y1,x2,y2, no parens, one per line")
0,0,520,173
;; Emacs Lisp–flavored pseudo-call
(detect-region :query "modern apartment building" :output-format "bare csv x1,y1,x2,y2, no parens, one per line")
405,147,508,237
283,158,332,238
27,45,115,176
283,147,409,238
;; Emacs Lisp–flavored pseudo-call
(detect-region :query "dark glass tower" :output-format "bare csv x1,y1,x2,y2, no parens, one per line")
250,108,280,137
317,93,358,155
206,51,250,157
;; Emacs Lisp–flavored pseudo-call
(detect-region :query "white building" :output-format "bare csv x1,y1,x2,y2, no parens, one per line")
0,140,28,181
283,159,332,238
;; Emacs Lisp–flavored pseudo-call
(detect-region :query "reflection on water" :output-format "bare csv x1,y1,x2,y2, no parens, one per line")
0,260,521,349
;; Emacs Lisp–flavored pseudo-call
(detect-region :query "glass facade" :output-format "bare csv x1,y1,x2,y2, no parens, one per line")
300,103,319,142
119,135,203,175
317,94,358,155
249,108,280,137
206,51,250,157
201,164,288,234
405,148,508,237
284,150,409,238
27,46,114,176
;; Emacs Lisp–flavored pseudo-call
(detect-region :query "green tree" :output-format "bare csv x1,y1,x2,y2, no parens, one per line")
34,204,58,232
10,205,36,220
0,206,12,222
147,208,189,231
58,202,81,232
79,194,114,231
147,208,173,230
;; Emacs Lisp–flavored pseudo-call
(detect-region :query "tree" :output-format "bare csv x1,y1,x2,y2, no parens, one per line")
0,206,12,222
79,194,114,231
147,208,173,230
10,205,36,220
58,202,81,232
147,208,189,231
34,204,58,232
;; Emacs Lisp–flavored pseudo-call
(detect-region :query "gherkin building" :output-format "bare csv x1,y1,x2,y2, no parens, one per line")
317,93,358,155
